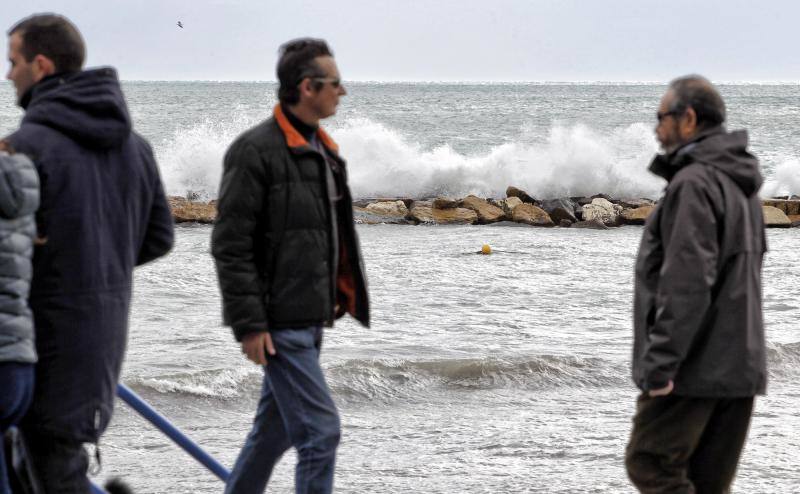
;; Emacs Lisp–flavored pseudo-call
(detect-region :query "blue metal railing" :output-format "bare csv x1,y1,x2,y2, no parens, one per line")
11,384,229,492
115,383,231,482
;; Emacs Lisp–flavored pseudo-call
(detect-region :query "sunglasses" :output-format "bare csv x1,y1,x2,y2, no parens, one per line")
313,77,342,89
656,110,683,123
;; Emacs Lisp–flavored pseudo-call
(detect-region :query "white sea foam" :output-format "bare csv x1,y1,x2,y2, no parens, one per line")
155,109,261,200
156,115,795,201
128,366,260,398
761,159,800,197
335,118,663,199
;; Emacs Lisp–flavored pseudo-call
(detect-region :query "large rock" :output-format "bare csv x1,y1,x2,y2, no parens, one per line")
407,203,477,224
354,197,415,209
762,199,800,216
365,200,408,217
572,219,610,230
581,198,622,226
433,197,459,209
618,198,655,209
169,196,216,223
619,205,655,225
763,206,791,228
577,193,614,206
459,195,506,223
790,215,800,228
506,186,538,204
353,207,411,225
511,203,554,227
490,196,523,215
540,198,578,224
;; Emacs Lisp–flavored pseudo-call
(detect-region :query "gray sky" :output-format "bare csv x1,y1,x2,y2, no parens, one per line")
4,0,799,82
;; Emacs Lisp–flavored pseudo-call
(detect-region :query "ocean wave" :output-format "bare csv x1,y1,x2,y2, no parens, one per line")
761,159,800,197
325,355,628,402
125,355,626,401
155,114,797,201
127,366,261,398
767,342,800,376
124,343,800,401
335,118,666,199
155,109,261,201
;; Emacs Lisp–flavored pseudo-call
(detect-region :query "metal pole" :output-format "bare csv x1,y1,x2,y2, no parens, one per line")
116,383,230,482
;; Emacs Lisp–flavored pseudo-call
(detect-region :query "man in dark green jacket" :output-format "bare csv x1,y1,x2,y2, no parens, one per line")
212,39,369,494
626,75,766,493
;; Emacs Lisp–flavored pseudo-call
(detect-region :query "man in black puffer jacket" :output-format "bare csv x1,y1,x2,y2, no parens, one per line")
4,14,174,492
626,75,767,493
0,151,38,494
212,39,368,494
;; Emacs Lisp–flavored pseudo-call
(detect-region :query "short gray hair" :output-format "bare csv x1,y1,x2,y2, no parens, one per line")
668,75,726,130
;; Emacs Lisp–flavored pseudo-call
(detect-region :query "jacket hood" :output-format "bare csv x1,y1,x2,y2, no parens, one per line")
649,127,763,196
22,68,132,149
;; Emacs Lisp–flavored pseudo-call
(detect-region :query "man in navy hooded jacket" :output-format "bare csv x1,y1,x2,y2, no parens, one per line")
3,14,174,491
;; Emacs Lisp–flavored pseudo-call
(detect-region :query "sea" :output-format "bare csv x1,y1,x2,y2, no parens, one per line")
1,81,799,493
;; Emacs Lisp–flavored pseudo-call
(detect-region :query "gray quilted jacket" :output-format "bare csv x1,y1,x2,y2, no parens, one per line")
0,152,39,364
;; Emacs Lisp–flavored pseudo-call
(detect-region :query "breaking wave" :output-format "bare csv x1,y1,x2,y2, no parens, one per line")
126,342,800,402
127,366,261,399
155,114,796,202
126,355,628,402
761,159,800,197
767,341,800,377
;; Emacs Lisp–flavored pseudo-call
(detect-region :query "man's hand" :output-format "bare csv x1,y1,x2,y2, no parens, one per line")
241,331,276,366
648,380,674,397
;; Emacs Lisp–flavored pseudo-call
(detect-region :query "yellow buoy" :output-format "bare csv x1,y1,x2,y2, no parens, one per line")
481,244,492,255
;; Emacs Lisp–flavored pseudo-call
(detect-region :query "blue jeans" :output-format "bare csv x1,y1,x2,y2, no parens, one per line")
226,327,340,494
0,362,35,494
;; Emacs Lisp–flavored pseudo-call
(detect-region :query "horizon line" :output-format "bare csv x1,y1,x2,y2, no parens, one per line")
3,79,799,85
109,79,800,85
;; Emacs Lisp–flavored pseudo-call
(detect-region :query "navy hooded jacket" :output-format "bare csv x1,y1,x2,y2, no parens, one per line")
6,68,174,442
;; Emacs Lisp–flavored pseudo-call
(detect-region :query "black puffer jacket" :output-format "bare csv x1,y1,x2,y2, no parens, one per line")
0,152,39,364
7,68,174,442
212,105,369,341
632,127,767,397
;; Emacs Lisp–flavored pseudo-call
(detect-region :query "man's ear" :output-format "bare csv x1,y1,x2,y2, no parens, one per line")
31,54,57,81
681,107,698,137
297,77,313,99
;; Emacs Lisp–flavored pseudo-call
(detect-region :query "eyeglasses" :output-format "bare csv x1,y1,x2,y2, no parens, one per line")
312,77,342,89
656,110,682,123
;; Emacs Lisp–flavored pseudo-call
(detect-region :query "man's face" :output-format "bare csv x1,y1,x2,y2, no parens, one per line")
306,56,346,120
655,91,684,154
6,33,37,103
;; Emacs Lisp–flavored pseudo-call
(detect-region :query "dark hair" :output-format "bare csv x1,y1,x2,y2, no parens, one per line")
276,38,332,105
668,75,726,130
8,13,85,73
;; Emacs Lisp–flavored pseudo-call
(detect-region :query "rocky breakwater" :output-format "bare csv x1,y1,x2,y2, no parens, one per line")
167,192,800,229
168,196,216,224
762,197,800,228
353,187,657,229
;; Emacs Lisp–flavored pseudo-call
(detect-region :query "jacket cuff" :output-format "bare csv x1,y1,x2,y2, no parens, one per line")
640,375,670,392
232,323,268,342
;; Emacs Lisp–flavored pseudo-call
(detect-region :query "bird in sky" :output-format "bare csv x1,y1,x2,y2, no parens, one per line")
177,21,184,28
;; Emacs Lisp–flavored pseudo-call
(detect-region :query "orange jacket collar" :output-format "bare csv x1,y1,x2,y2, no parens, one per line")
273,105,340,154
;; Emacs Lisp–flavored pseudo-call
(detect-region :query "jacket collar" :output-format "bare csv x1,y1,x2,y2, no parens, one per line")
273,104,340,154
648,125,726,181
